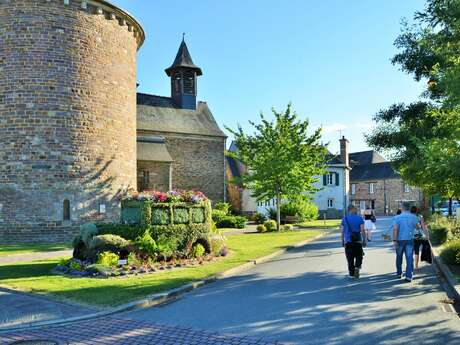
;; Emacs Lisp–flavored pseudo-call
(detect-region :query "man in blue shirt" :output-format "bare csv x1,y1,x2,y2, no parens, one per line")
341,205,366,278
393,202,421,282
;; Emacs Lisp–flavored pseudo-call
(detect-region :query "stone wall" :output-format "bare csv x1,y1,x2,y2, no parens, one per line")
138,131,226,203
0,0,143,242
137,161,171,192
350,178,424,216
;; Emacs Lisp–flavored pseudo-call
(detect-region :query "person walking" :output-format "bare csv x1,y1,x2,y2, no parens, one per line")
393,202,421,282
363,208,376,242
411,206,429,270
341,205,366,278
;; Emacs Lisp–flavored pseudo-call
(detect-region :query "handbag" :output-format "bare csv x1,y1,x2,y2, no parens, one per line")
345,216,361,243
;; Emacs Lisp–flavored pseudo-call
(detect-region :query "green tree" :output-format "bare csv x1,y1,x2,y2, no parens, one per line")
366,0,460,215
226,104,327,231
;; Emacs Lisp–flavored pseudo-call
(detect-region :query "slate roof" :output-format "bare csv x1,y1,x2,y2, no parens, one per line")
326,153,344,165
137,136,173,162
226,156,241,178
137,93,226,138
165,39,203,76
350,161,399,181
349,150,386,166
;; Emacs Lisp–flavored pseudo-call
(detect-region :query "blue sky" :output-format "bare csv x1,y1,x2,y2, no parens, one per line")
112,0,425,154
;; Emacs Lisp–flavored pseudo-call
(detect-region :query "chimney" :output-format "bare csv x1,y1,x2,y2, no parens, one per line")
340,136,349,167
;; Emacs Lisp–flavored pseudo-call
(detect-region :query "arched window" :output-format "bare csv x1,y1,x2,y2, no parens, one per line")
63,199,70,221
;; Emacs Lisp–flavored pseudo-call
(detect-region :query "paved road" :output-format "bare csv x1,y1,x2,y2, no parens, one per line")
0,287,96,330
125,218,460,344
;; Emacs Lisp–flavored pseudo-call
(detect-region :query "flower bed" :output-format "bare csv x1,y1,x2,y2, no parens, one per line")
68,190,225,278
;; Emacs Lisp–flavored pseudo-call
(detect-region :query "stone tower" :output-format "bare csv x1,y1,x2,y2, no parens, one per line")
165,39,203,110
0,0,144,242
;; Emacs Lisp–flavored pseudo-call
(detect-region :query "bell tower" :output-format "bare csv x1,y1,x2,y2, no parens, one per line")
165,37,203,110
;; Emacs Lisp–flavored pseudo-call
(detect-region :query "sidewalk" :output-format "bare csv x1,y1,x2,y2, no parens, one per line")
0,287,96,330
0,250,72,265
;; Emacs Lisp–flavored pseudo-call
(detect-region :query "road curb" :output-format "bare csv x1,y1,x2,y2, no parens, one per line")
0,231,327,334
432,246,460,301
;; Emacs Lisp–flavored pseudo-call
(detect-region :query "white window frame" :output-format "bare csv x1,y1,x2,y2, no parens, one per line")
359,200,366,211
369,183,375,194
327,198,334,208
327,173,334,185
351,184,356,195
404,184,410,193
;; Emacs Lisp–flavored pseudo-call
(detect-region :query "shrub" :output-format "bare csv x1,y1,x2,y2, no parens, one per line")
214,202,231,214
97,223,145,241
69,260,83,271
267,207,277,220
97,251,119,267
192,243,206,258
440,239,460,265
152,208,170,225
280,200,318,222
210,234,225,255
134,232,159,258
282,224,294,231
174,208,189,224
212,209,227,223
264,219,278,232
127,252,140,266
89,234,131,255
264,220,277,232
256,225,267,233
429,226,450,245
252,212,267,224
86,264,115,277
456,252,460,265
215,215,247,229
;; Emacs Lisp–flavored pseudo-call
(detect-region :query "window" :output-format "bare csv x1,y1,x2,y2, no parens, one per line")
183,71,195,94
369,183,375,194
327,198,334,208
371,200,375,210
404,184,410,193
351,184,356,195
63,199,70,221
327,173,334,185
359,200,366,211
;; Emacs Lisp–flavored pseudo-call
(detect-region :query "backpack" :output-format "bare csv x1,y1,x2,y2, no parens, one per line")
345,216,361,242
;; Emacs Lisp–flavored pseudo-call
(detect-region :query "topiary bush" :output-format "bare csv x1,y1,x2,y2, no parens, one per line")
256,224,267,233
152,208,170,225
191,208,205,224
174,208,189,224
97,223,145,241
80,223,98,247
440,239,460,265
89,234,131,259
264,220,277,232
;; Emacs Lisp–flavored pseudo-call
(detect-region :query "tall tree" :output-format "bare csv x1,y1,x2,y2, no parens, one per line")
366,0,460,214
226,104,327,231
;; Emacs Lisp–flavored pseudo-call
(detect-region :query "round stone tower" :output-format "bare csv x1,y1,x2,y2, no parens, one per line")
0,0,144,242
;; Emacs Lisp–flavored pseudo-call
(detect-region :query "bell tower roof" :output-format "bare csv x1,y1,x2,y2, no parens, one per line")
165,38,202,76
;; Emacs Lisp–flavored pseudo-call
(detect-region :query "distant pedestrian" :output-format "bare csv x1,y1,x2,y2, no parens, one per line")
363,208,376,242
393,202,420,282
341,205,366,278
383,209,401,241
411,206,429,270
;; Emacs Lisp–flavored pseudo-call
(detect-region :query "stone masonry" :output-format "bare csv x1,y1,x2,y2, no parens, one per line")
350,178,424,215
0,0,144,242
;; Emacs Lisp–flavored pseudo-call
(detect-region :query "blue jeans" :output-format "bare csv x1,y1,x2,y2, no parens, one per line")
396,240,414,279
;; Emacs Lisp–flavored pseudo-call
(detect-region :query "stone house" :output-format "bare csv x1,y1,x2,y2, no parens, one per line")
349,151,424,215
136,39,227,203
226,137,350,218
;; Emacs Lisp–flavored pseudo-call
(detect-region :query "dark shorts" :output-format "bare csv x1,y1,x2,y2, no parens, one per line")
413,239,426,255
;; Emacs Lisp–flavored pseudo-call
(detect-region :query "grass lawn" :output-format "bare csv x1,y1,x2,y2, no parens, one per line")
297,219,341,230
0,231,321,308
0,243,72,257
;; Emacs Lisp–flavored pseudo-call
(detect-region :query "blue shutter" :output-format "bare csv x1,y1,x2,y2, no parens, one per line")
335,173,340,186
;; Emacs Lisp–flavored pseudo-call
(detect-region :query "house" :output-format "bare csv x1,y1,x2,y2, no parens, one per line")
226,137,350,218
136,39,227,203
349,151,424,215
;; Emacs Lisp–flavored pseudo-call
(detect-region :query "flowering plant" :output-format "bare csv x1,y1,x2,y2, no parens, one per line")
125,190,208,204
